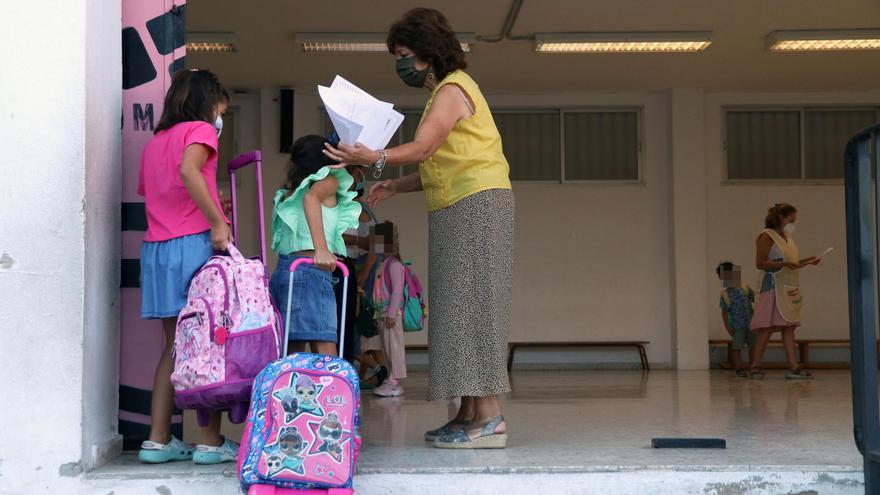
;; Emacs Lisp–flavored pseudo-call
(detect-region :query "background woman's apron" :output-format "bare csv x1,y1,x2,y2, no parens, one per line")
760,228,803,323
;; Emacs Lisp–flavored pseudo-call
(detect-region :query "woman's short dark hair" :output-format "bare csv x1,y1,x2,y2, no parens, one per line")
155,69,225,134
283,135,337,198
765,203,797,229
386,8,467,82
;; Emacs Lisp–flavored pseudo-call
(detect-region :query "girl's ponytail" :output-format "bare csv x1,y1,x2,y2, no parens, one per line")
283,135,337,198
765,203,797,229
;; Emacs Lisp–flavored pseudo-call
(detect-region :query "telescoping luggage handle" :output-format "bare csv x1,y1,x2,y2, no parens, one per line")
227,151,267,265
284,258,351,359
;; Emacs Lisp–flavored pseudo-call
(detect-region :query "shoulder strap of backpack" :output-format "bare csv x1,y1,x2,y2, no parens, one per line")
721,288,730,308
362,204,379,224
383,257,397,292
363,254,383,295
743,283,755,304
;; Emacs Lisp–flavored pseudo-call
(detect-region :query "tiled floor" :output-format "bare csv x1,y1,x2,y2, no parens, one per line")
87,370,864,493
356,369,862,473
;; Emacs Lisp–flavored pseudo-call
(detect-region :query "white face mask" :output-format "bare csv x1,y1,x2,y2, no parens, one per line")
783,223,796,235
214,115,223,138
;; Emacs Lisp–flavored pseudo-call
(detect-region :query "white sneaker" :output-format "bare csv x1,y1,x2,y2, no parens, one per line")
193,436,239,465
373,380,403,397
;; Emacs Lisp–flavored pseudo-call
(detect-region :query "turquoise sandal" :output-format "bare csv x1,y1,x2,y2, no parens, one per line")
434,416,507,449
138,436,193,464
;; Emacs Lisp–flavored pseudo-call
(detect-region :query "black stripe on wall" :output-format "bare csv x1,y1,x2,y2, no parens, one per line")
121,259,140,288
120,420,183,452
121,202,147,231
119,385,183,417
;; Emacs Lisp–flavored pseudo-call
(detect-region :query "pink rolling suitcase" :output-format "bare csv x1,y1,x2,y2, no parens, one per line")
238,259,361,495
171,151,284,425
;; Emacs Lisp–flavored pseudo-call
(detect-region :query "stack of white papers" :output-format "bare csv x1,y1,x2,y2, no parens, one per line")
318,76,404,150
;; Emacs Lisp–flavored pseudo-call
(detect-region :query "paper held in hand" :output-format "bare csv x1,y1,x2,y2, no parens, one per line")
318,76,404,150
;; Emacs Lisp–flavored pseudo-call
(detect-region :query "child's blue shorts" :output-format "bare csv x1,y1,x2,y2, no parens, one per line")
140,231,213,319
269,254,338,343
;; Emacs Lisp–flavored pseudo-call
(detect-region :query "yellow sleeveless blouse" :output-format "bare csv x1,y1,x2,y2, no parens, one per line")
417,70,511,212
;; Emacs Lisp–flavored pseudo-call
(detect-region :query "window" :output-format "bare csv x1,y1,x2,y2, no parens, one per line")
726,110,801,180
397,107,642,182
725,107,879,181
323,106,643,182
805,110,878,179
495,111,562,181
564,111,640,181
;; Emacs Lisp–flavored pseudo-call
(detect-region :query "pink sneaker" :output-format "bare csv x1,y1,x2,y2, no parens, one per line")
373,380,403,397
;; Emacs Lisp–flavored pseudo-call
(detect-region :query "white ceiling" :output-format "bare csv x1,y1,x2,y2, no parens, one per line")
188,0,880,93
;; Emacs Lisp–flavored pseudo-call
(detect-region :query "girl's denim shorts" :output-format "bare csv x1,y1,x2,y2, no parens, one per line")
269,254,338,342
140,230,213,319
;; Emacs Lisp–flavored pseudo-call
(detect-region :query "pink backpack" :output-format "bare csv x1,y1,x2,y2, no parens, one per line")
171,243,283,425
374,257,427,332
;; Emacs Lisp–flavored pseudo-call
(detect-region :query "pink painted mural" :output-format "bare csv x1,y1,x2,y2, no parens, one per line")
120,0,187,450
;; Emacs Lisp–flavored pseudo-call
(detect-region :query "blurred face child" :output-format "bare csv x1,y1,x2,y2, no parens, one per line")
719,263,742,288
370,222,398,257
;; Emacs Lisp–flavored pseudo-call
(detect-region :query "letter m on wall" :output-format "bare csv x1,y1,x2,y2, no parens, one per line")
133,103,154,131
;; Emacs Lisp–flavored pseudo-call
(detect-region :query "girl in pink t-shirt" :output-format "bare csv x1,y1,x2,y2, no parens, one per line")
137,69,238,465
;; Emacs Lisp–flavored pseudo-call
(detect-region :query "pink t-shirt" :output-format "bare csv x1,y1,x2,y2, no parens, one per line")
138,121,227,242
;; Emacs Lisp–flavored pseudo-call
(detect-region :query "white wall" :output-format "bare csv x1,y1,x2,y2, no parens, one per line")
704,91,880,342
248,89,675,366
225,91,263,259
0,0,120,491
669,89,710,369
82,0,123,471
236,85,878,370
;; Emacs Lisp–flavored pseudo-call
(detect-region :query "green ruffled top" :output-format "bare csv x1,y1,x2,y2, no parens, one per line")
272,167,362,256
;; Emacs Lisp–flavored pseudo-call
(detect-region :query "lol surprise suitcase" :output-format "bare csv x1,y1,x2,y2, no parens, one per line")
238,258,361,494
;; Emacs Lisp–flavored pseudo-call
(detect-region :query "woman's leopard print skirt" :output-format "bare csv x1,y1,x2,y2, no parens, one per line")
427,188,514,401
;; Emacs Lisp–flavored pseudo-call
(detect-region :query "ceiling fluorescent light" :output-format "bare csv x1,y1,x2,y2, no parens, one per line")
187,32,235,53
767,29,880,52
297,33,475,53
535,32,712,53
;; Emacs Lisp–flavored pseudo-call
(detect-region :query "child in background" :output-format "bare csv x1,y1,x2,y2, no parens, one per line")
269,135,361,355
717,261,757,377
347,178,390,389
342,167,388,383
371,222,408,397
137,69,238,464
357,249,389,390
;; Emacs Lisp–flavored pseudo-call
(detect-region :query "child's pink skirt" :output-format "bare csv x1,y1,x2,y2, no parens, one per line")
750,290,800,331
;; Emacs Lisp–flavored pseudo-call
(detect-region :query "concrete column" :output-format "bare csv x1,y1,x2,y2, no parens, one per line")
669,89,710,370
0,0,121,490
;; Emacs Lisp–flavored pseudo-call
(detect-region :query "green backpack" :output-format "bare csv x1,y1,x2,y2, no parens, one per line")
380,259,427,332
355,257,382,338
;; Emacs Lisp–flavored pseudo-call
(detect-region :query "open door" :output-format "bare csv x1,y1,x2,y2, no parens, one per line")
119,0,187,450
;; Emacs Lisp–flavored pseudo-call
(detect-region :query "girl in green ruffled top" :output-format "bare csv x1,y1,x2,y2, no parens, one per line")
268,135,362,355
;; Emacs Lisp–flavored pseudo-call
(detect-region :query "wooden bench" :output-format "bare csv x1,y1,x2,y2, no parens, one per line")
507,341,650,372
407,342,651,372
708,338,874,369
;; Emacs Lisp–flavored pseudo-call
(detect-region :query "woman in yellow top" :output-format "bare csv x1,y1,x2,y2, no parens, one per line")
324,8,513,449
